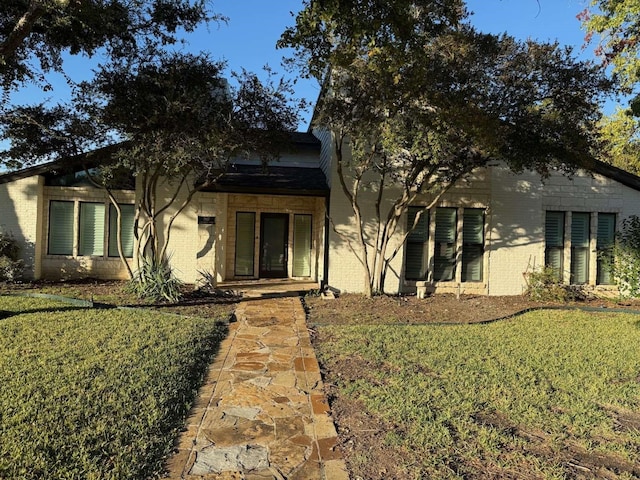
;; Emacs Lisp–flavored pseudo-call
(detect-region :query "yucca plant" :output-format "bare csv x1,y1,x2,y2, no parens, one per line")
126,257,183,303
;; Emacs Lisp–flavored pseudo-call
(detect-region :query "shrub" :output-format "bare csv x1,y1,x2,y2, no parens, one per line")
126,257,183,303
0,231,23,282
610,215,640,298
523,266,572,302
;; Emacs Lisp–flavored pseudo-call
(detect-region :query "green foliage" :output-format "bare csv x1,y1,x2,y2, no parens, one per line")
523,266,572,302
126,257,183,303
0,0,214,93
581,0,640,100
610,215,640,297
315,310,640,478
280,0,610,296
0,231,23,281
598,108,640,174
0,295,227,479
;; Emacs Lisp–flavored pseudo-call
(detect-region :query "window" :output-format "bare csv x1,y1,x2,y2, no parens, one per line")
597,213,616,285
545,211,565,279
434,208,457,281
462,209,484,282
570,212,590,284
293,214,312,277
405,207,429,280
48,201,74,255
79,203,105,256
108,204,135,258
235,212,255,276
48,200,134,258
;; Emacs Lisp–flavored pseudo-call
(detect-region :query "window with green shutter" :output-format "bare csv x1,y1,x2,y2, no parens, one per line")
108,204,135,258
79,202,105,256
570,212,590,284
597,213,616,285
293,214,312,277
545,211,564,280
405,206,429,280
462,209,484,282
48,201,74,255
434,207,456,281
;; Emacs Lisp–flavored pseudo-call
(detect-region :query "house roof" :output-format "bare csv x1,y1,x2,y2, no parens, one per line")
203,164,329,197
0,132,321,185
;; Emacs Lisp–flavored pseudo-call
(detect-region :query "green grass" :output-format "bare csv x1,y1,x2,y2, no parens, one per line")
316,310,640,479
0,295,228,479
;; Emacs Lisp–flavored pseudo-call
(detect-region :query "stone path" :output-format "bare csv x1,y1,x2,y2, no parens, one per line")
164,294,349,480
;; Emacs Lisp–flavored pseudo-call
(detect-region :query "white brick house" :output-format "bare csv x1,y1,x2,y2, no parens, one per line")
2,129,640,296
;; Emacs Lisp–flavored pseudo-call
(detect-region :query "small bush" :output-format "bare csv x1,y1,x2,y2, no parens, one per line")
610,215,640,298
0,231,23,282
126,257,183,303
524,266,571,302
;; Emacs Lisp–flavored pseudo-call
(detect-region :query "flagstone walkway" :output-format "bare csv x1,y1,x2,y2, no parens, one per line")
164,294,349,480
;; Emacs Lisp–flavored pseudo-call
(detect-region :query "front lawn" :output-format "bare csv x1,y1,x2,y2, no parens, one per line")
313,309,640,479
0,295,229,479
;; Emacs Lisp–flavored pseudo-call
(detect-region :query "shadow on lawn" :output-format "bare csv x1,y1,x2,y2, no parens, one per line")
0,305,91,320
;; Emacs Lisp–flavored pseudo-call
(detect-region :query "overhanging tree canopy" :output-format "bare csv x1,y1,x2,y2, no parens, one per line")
280,0,611,296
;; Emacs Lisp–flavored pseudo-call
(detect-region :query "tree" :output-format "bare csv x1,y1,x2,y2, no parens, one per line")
598,108,640,174
1,52,304,297
0,0,213,94
580,1,640,173
580,0,640,112
280,0,610,297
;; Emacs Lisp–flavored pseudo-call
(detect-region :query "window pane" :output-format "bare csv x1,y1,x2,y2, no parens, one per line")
235,212,255,276
462,245,483,282
462,209,484,282
463,209,484,244
570,212,590,284
434,208,456,281
405,207,428,280
109,204,135,258
48,201,74,255
545,211,564,247
293,215,312,277
79,203,105,256
597,213,616,285
545,211,564,279
571,212,590,247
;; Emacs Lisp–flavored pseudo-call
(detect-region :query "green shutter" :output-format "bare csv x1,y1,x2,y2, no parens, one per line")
293,215,312,277
463,209,484,244
48,201,74,255
235,212,255,276
462,209,484,282
545,211,564,247
545,211,564,279
434,208,456,281
597,213,616,285
79,203,105,256
571,212,590,247
597,213,615,249
405,207,428,280
108,204,135,258
570,212,590,284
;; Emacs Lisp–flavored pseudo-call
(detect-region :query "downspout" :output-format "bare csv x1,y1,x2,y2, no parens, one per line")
322,191,330,290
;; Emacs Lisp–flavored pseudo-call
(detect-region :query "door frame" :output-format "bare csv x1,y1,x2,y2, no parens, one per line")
259,213,289,278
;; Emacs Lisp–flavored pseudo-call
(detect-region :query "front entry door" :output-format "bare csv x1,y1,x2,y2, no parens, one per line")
260,213,288,278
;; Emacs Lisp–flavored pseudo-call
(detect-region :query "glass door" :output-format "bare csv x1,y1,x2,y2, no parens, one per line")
260,213,288,278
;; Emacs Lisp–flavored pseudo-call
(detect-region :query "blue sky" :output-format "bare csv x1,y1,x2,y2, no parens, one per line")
11,0,606,132
208,0,603,129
